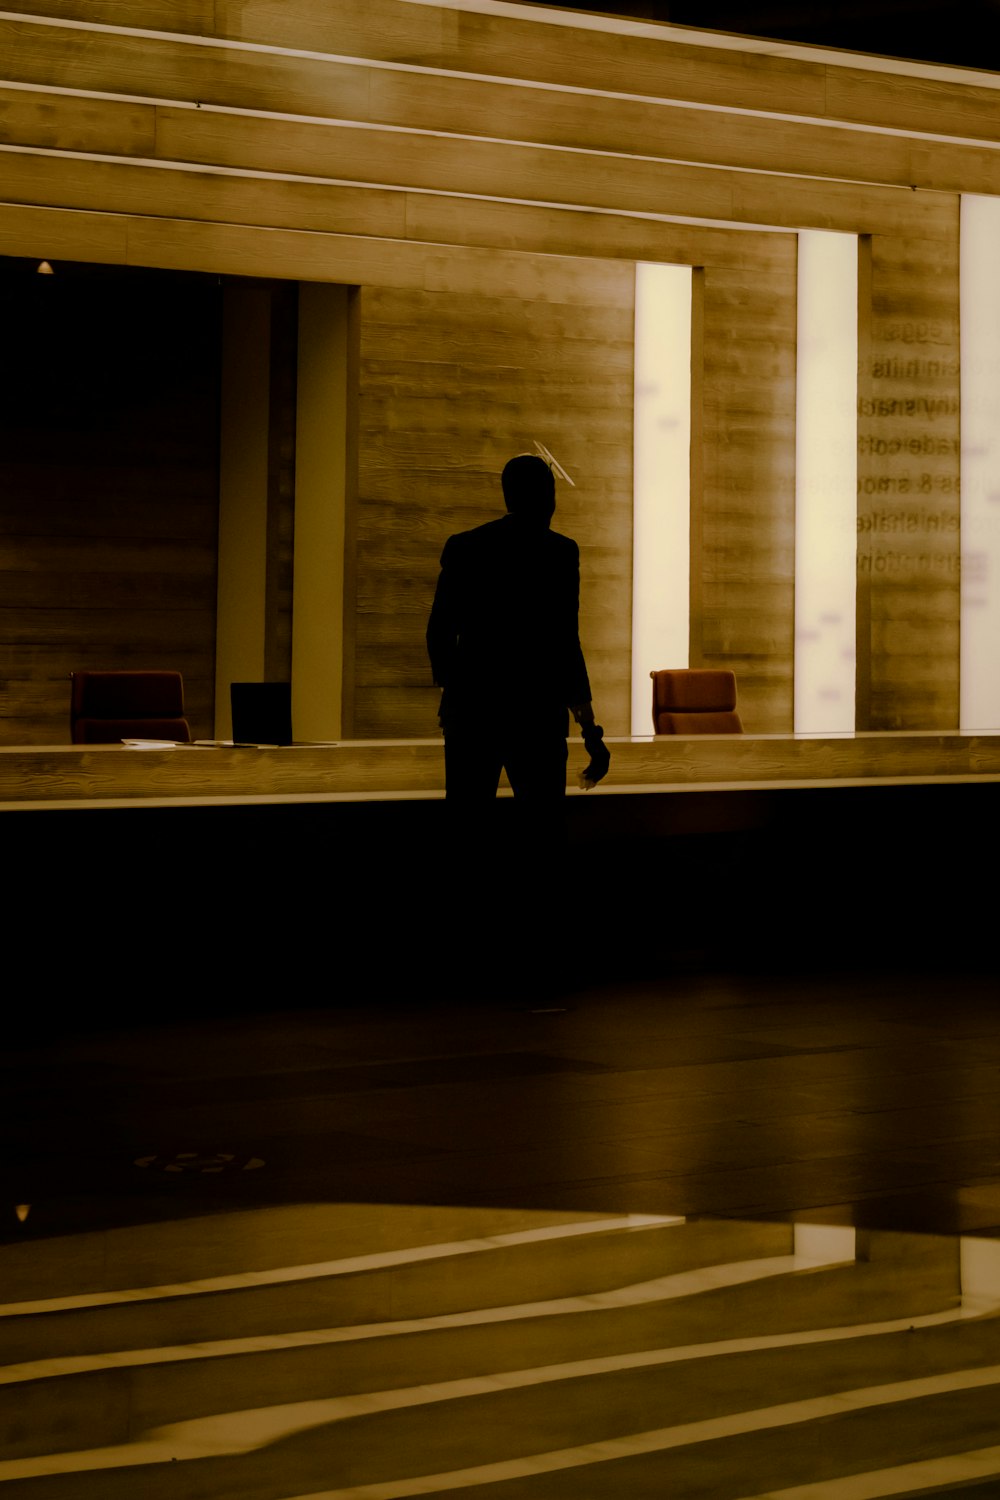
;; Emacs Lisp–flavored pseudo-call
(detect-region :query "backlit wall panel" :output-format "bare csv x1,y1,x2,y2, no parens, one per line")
795,231,858,735
632,262,692,736
960,194,1000,732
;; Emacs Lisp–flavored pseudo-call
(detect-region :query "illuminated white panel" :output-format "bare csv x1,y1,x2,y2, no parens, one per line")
632,263,692,735
961,1236,1000,1307
793,1223,856,1266
795,231,858,735
960,195,1000,732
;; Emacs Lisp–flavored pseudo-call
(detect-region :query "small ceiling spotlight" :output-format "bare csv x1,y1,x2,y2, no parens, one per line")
14,1204,30,1223
36,260,54,275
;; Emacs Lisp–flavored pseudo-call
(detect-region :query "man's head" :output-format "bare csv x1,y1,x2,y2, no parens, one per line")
501,454,556,525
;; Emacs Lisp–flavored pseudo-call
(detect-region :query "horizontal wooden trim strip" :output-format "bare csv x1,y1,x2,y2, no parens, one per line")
0,147,411,244
4,21,1000,194
0,198,642,297
0,136,956,245
2,60,997,212
3,1,999,140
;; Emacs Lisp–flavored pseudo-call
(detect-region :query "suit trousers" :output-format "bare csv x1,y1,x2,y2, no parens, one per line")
438,712,571,996
443,716,568,806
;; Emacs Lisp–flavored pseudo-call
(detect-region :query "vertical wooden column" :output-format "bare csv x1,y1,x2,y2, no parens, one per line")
292,282,355,742
855,209,961,730
697,238,798,732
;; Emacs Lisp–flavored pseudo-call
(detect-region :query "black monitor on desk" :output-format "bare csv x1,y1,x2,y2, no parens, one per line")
230,682,293,746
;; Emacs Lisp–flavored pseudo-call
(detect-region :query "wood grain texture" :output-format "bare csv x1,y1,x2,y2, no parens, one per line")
4,0,998,144
0,98,963,240
1,732,999,807
218,0,461,66
0,86,155,157
827,65,1000,145
0,0,213,30
0,18,375,118
352,277,635,739
221,0,830,119
695,246,798,733
0,0,991,750
0,152,411,252
856,222,962,731
144,110,920,233
4,19,997,202
0,200,129,264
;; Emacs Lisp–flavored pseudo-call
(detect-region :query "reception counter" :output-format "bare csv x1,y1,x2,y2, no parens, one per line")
2,730,1000,809
3,733,995,1001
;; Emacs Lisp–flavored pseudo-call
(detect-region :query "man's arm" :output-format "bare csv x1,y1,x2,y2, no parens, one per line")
426,537,458,688
561,539,593,710
563,543,609,787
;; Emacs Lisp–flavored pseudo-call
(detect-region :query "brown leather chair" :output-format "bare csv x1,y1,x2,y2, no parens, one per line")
650,668,743,734
70,670,192,743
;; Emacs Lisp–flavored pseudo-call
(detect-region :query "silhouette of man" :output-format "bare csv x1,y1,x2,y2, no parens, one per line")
426,453,609,1001
427,452,610,821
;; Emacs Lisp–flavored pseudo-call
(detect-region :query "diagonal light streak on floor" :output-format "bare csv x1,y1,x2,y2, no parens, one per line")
4,1271,991,1392
1,1252,832,1385
222,1366,1000,1500
730,1442,1000,1500
3,1303,998,1482
0,1213,680,1317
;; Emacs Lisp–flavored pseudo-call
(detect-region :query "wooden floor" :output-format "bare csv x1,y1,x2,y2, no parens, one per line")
2,941,999,1496
4,959,1000,1237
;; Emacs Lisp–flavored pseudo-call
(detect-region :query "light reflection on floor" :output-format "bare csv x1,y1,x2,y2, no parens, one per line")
2,1202,999,1498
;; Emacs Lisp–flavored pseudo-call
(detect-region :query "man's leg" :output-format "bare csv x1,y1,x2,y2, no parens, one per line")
501,726,571,1005
439,721,506,995
443,722,504,807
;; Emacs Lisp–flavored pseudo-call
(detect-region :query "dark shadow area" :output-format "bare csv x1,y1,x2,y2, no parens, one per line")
3,778,996,1040
532,0,1000,72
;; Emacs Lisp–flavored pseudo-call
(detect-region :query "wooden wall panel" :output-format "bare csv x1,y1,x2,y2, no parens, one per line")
0,0,213,29
0,88,970,242
215,0,829,114
856,223,962,731
0,156,409,253
352,274,635,739
0,18,375,117
2,18,997,201
0,0,991,749
0,265,220,745
218,0,461,66
2,1,996,148
827,66,1000,143
694,242,798,734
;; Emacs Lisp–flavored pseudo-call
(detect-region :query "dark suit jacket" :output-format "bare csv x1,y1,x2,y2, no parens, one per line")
426,514,592,726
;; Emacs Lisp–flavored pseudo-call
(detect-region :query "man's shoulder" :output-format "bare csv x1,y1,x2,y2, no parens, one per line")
441,517,578,561
447,516,505,539
463,517,508,540
541,528,580,568
441,517,507,555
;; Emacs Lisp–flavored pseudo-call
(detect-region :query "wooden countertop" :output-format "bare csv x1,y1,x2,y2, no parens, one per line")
1,731,999,809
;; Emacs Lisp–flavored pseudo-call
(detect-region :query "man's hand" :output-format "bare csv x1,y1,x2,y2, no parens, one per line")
579,722,610,790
